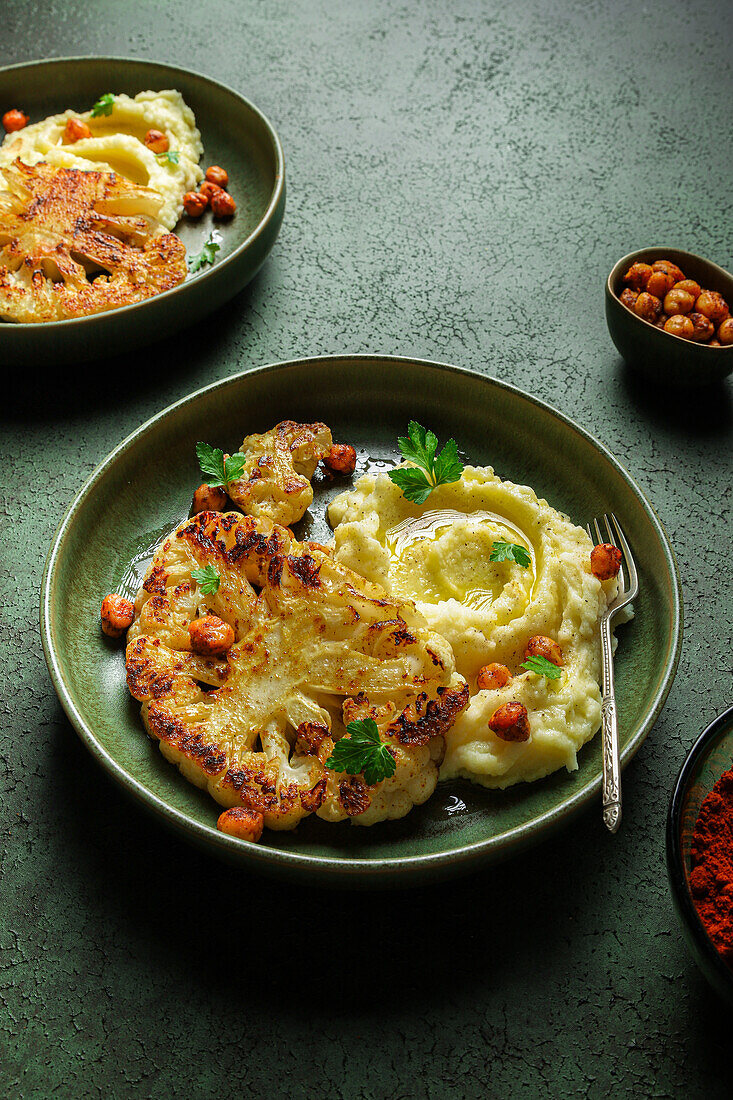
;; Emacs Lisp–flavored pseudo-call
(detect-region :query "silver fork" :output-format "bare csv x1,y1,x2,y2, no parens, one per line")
585,514,639,834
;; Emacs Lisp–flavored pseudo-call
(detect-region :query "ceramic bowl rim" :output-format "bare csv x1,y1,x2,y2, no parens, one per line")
666,702,733,993
0,54,285,332
40,355,684,881
606,245,733,353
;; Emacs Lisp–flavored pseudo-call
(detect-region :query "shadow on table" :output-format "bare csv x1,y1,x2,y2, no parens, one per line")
5,278,260,423
618,359,732,438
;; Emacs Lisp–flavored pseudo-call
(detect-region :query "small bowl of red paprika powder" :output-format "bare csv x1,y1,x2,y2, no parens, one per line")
667,704,733,1005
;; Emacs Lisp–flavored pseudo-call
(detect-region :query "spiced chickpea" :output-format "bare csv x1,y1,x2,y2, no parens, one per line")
211,189,236,217
199,180,222,203
689,312,715,342
674,279,701,300
183,191,207,217
217,806,264,842
664,315,694,339
2,108,28,132
717,318,733,346
488,702,530,742
63,117,92,143
623,262,652,291
144,128,169,153
100,593,135,638
655,314,669,329
188,615,235,656
619,288,639,310
205,165,229,189
663,288,695,316
634,292,662,322
695,290,729,324
477,663,512,690
590,543,622,580
323,443,357,475
191,483,228,514
652,259,685,284
646,270,675,299
525,635,563,667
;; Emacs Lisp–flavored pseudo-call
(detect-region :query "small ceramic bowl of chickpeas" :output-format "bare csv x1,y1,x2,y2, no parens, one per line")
606,248,733,388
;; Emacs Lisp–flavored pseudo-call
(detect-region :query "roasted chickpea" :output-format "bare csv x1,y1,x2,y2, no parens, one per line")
100,593,135,638
323,443,357,475
63,117,92,143
652,259,685,284
619,288,639,310
663,288,694,316
183,191,208,217
655,314,669,329
488,702,530,742
144,128,169,153
188,615,235,656
524,635,563,667
217,806,264,842
623,263,652,291
674,279,701,299
664,315,694,339
634,292,662,322
2,108,28,132
205,165,229,189
590,543,622,580
717,318,733,346
477,663,512,690
199,180,223,203
688,312,715,342
211,189,237,217
695,290,729,324
646,270,675,299
191,483,228,513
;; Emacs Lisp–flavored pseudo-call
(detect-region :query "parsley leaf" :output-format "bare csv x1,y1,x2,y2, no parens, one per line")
90,93,115,117
388,421,464,504
521,655,562,680
156,150,180,164
490,541,531,567
196,442,248,487
188,233,221,273
325,718,397,786
191,564,220,595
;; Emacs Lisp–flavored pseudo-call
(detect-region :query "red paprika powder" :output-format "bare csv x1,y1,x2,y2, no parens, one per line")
689,763,733,966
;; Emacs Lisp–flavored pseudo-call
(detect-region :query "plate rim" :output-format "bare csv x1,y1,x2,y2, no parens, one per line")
0,54,285,332
40,355,684,880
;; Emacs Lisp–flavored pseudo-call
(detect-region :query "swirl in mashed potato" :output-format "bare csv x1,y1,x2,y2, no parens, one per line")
329,465,629,789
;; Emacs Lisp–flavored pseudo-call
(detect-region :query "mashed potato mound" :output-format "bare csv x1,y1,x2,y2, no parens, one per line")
329,465,628,789
0,90,202,229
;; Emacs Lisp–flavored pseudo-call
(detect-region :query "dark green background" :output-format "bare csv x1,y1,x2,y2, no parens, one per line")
2,1,732,1097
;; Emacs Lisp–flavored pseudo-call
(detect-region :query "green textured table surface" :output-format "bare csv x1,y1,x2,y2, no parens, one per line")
2,2,732,1097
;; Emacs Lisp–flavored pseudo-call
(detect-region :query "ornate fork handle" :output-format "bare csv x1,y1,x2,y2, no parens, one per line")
600,618,621,833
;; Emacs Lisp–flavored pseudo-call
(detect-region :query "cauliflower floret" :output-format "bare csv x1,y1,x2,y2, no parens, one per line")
125,511,469,839
225,420,333,526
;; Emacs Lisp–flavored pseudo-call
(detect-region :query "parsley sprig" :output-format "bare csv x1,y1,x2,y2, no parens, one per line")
188,232,221,273
490,541,531,567
388,421,464,505
156,150,180,165
196,442,247,487
522,655,562,680
191,564,220,595
325,719,397,785
91,93,115,118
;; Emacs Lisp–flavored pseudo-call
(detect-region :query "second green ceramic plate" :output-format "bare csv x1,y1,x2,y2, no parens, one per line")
41,357,682,885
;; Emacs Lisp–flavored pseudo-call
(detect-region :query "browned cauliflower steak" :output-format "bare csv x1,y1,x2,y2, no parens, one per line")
125,511,469,839
225,420,333,526
0,159,187,322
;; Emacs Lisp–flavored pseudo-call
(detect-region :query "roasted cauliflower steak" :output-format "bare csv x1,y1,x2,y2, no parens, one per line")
0,159,187,322
125,511,469,837
225,420,333,527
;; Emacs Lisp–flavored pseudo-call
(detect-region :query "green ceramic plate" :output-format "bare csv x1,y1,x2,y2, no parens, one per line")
0,56,285,364
41,357,683,886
